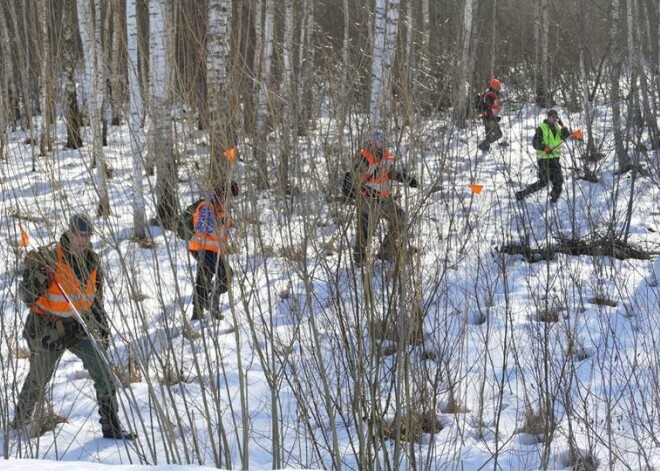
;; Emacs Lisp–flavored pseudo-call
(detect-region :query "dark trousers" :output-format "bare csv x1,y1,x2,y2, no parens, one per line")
354,194,406,262
191,249,229,318
518,158,564,201
478,117,502,150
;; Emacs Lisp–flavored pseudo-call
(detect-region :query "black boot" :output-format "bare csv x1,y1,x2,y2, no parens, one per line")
98,396,136,440
190,296,205,321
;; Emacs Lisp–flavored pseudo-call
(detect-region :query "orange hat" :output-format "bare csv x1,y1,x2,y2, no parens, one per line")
489,78,501,90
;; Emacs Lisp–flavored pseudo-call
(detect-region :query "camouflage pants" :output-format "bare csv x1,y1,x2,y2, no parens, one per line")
15,312,116,424
354,194,406,262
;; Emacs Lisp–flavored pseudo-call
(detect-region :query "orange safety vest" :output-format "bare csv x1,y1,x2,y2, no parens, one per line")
481,89,501,118
33,245,98,318
188,200,231,253
360,148,396,198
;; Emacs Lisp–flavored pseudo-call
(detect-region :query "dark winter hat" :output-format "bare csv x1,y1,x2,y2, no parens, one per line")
69,214,95,234
547,109,559,118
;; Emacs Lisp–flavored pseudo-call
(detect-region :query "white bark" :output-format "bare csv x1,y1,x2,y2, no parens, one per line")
453,0,475,125
77,0,110,215
207,0,229,106
0,0,14,150
341,0,350,113
149,0,178,228
369,0,400,129
207,0,231,176
536,0,550,105
126,0,146,239
609,0,628,169
38,0,52,155
297,0,314,130
255,0,274,187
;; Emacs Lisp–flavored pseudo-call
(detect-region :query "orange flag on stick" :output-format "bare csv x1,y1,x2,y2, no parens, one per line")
571,129,583,140
18,223,29,248
223,147,238,163
470,184,484,195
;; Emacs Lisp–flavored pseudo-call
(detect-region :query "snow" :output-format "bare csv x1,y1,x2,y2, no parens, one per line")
1,104,660,470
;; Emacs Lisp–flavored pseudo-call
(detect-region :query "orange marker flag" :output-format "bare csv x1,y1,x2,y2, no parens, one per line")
18,223,29,248
470,184,484,195
571,129,583,140
223,146,237,163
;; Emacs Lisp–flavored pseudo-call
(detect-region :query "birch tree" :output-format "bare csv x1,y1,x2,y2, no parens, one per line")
452,0,475,125
609,0,630,171
126,0,146,239
149,1,178,229
535,0,551,106
278,0,295,192
634,0,660,148
77,0,111,215
369,0,400,130
37,0,53,155
254,0,274,189
297,0,314,133
207,0,234,192
0,0,15,155
62,0,83,149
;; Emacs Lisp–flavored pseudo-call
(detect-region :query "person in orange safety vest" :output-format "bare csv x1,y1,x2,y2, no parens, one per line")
14,214,135,440
188,179,238,321
477,78,504,152
349,129,418,265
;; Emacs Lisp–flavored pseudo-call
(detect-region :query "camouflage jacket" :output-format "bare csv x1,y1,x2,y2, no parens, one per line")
19,233,110,348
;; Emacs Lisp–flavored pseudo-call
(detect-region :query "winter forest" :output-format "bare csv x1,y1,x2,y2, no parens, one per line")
1,0,660,469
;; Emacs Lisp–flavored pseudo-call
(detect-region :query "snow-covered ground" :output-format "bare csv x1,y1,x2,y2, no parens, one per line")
1,104,660,470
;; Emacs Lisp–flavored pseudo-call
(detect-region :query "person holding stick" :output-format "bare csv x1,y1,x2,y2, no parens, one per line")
14,214,135,440
515,109,581,203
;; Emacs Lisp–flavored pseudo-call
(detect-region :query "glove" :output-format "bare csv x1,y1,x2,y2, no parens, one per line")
230,181,240,197
496,116,502,122
408,177,418,188
544,146,552,154
41,265,55,284
560,127,571,139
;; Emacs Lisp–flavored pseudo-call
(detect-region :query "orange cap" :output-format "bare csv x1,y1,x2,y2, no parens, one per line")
489,78,501,90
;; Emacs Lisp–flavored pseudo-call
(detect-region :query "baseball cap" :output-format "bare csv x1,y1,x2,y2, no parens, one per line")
547,109,559,118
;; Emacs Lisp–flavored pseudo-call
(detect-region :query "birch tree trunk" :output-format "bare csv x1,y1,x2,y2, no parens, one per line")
339,0,350,129
207,0,234,190
625,0,642,140
38,0,53,155
255,0,274,189
535,0,551,106
278,0,294,192
635,0,660,148
62,0,83,149
452,0,475,125
297,0,314,134
149,0,178,229
576,0,598,165
0,0,16,155
126,0,147,239
77,0,111,215
369,0,400,130
109,0,123,126
8,0,36,169
609,0,630,170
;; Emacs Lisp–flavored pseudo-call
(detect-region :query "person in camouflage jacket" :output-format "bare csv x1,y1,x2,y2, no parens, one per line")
14,214,135,440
